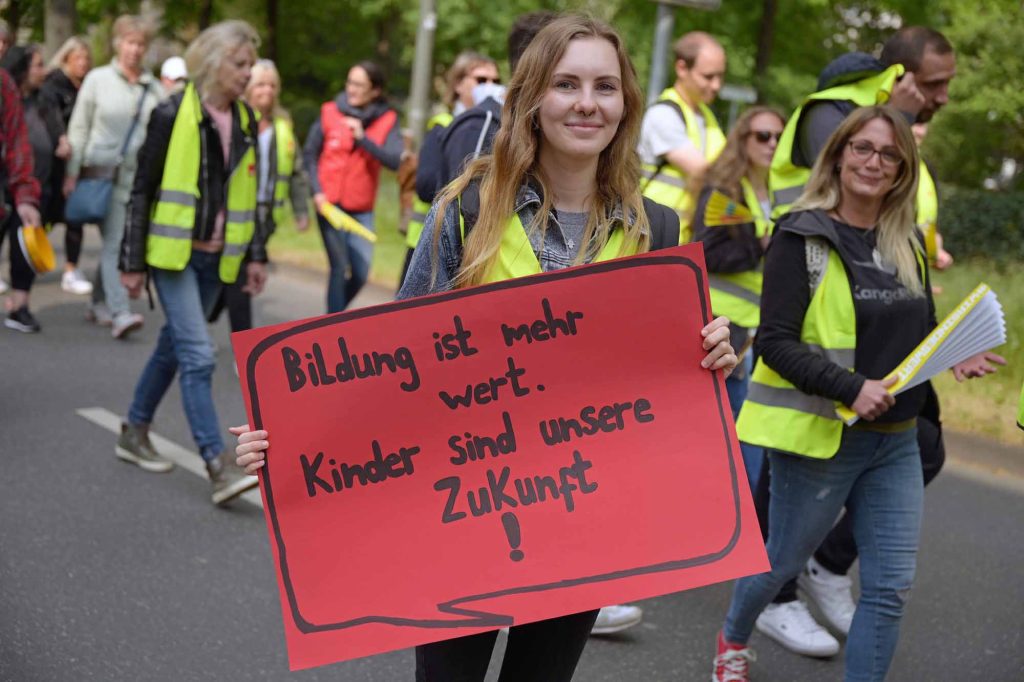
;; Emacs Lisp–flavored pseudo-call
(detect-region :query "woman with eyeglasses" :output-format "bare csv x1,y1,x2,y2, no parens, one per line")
711,106,1002,682
690,105,784,492
304,60,401,312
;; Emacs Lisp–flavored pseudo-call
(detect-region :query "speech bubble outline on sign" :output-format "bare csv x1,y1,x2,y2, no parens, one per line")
233,245,767,670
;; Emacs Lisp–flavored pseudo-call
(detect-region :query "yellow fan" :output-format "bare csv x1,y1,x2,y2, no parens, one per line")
17,225,55,274
703,190,753,227
317,201,378,243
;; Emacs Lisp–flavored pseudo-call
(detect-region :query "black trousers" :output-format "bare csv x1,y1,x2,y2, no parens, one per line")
760,383,946,603
414,609,599,682
4,211,34,291
206,276,252,332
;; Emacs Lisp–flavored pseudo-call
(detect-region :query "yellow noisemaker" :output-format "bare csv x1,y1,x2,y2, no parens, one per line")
703,190,754,227
18,225,56,274
317,201,378,243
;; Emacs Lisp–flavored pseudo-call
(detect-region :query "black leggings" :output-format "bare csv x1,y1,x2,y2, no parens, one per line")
206,276,252,332
761,384,945,603
64,222,85,265
4,211,34,292
414,609,599,682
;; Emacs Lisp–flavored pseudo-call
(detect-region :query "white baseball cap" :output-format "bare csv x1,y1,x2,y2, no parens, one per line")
160,56,187,81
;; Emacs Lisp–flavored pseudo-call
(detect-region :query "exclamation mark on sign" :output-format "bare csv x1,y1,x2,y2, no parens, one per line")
502,512,524,562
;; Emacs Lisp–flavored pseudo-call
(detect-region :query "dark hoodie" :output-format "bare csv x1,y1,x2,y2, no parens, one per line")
303,92,402,197
757,209,936,423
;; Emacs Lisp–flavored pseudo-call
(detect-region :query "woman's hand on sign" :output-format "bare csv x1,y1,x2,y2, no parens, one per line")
701,315,738,379
952,351,1005,382
231,424,269,474
851,376,897,421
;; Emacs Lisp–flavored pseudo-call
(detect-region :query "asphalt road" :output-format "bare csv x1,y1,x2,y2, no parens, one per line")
1,233,1022,681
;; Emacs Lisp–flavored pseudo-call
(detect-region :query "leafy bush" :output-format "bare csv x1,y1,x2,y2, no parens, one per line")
939,188,1024,265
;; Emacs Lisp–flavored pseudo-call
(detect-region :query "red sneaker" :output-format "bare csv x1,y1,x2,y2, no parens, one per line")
713,630,755,682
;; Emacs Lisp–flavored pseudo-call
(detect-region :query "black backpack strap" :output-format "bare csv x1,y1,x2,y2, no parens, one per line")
641,196,679,251
454,181,482,265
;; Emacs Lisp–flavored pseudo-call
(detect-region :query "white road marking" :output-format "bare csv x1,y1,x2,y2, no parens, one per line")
76,406,263,508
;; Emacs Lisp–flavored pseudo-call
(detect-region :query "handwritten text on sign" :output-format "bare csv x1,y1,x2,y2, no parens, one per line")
232,245,767,671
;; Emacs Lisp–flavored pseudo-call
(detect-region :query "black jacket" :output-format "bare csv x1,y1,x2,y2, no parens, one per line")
120,90,270,273
40,69,78,127
416,97,502,203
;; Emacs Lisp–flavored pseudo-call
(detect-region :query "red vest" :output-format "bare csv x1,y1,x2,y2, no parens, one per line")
317,102,397,212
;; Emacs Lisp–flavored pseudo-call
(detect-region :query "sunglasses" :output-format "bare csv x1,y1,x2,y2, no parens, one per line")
473,75,501,85
751,130,782,143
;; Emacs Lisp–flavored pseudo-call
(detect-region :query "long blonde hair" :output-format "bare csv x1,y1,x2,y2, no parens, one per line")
245,59,290,123
432,14,648,288
791,105,923,295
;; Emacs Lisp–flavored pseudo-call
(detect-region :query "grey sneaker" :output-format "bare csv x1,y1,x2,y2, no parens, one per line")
111,312,144,339
206,453,259,506
116,422,174,473
85,302,113,327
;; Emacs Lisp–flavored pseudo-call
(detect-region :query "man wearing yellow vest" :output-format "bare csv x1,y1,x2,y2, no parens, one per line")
117,21,268,506
770,27,956,218
754,28,960,659
639,31,727,241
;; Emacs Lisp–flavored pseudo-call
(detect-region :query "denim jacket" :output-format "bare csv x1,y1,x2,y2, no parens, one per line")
398,182,636,300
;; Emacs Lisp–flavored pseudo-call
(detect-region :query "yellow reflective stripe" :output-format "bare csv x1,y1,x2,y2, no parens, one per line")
149,223,192,239
159,189,196,206
745,382,839,420
227,209,255,223
708,274,761,305
647,172,686,189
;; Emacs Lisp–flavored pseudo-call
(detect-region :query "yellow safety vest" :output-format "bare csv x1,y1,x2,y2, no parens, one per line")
641,87,725,243
706,178,771,329
736,228,926,459
146,83,257,284
915,159,939,262
271,117,297,226
769,65,904,219
407,112,455,249
459,209,638,283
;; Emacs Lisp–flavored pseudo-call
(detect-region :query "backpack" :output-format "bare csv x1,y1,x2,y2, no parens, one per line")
458,182,679,254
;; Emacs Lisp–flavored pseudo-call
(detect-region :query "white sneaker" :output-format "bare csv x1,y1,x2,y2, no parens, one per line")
61,268,94,295
0,277,8,294
111,312,144,339
590,604,643,635
755,600,839,658
799,556,857,636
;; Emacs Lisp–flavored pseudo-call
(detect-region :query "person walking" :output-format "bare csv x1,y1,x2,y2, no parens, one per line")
0,53,43,332
207,58,309,334
41,36,92,295
65,14,160,338
237,15,737,680
638,31,727,241
690,106,785,493
713,106,1003,682
117,20,268,507
303,60,401,312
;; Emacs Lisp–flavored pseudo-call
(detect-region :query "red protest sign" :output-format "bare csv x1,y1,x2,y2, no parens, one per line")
232,244,767,671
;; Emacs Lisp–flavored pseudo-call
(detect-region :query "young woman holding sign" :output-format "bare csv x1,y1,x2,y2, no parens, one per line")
713,106,1003,682
236,15,736,680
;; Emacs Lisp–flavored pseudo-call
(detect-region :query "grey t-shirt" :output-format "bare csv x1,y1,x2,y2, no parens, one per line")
637,103,704,165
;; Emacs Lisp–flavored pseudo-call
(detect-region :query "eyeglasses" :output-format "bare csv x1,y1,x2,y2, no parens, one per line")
473,75,501,85
847,140,903,167
751,130,782,143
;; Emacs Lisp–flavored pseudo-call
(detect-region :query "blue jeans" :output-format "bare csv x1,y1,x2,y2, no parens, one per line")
725,353,764,491
317,207,374,313
127,252,225,462
723,427,923,682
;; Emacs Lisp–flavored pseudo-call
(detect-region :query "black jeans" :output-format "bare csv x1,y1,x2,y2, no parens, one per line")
206,276,252,332
761,384,945,603
4,211,34,292
414,609,599,682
